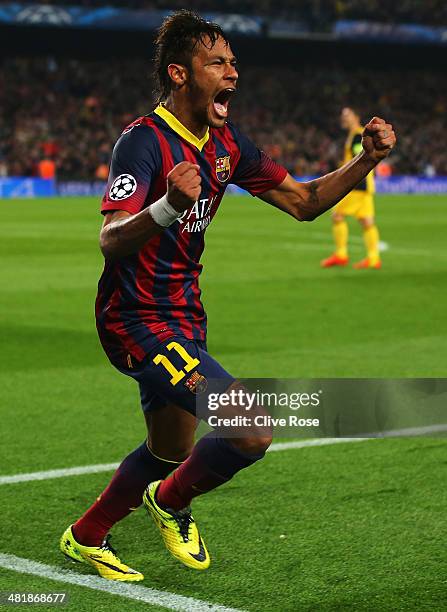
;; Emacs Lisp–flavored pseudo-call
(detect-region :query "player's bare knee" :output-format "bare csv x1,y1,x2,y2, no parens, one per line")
210,382,273,448
332,213,344,224
147,438,193,463
359,216,374,228
231,433,272,456
238,409,273,453
169,446,193,462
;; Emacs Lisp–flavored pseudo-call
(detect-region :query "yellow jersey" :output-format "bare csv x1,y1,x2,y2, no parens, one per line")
344,127,375,194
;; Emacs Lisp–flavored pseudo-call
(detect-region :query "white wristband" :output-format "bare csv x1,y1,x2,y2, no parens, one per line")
148,194,182,228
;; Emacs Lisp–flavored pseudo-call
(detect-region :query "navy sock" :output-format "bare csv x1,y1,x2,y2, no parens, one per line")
157,433,265,510
73,441,179,546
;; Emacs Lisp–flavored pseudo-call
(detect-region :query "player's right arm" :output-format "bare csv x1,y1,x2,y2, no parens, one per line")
100,162,201,259
98,124,200,260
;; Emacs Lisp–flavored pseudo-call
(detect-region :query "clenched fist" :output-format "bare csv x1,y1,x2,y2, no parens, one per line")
167,161,202,212
362,117,396,163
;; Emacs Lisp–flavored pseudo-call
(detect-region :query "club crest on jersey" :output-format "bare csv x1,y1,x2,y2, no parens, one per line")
109,174,137,200
215,156,230,183
184,371,208,394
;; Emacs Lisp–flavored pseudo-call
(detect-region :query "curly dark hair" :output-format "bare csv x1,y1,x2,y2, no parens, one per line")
153,10,229,103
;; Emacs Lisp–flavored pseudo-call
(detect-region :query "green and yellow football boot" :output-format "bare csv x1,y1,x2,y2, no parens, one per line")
143,480,210,570
59,525,144,581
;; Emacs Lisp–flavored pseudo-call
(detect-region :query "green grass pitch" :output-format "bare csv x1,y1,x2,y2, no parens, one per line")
0,194,446,611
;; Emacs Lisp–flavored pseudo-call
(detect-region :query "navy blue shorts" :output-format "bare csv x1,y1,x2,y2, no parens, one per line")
116,336,235,415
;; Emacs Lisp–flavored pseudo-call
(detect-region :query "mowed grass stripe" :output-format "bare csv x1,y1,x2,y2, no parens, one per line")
0,553,245,612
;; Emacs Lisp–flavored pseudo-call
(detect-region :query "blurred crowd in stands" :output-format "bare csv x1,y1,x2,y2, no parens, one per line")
1,0,446,27
1,57,446,180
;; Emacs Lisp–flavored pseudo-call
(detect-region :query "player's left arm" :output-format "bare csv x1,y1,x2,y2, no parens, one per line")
259,117,395,221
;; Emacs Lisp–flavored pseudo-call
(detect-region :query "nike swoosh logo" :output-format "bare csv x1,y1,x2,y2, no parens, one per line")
146,490,162,515
88,556,138,574
189,537,207,562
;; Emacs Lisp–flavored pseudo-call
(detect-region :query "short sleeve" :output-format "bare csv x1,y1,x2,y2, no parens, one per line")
228,123,287,196
101,124,162,215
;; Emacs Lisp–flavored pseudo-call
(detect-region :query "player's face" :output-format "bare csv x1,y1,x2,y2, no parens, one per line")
189,36,238,128
340,108,357,130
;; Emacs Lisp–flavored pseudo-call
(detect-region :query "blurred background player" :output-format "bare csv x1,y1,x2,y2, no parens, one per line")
321,107,381,269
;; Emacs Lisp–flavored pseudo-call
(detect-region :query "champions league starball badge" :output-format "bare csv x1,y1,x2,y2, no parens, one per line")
109,174,137,200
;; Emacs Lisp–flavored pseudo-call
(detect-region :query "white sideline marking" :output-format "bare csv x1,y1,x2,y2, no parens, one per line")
0,553,244,612
0,462,120,485
270,424,447,451
268,437,367,452
224,225,445,258
1,424,446,486
368,423,447,438
279,238,446,259
0,439,363,485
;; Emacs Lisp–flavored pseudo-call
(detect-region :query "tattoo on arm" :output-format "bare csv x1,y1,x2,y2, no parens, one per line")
298,180,320,221
308,180,320,208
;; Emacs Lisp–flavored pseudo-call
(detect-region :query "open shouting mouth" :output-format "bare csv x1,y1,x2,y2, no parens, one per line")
212,87,236,119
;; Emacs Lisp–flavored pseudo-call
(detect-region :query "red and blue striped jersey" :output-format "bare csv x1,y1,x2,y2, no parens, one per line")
96,104,287,366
